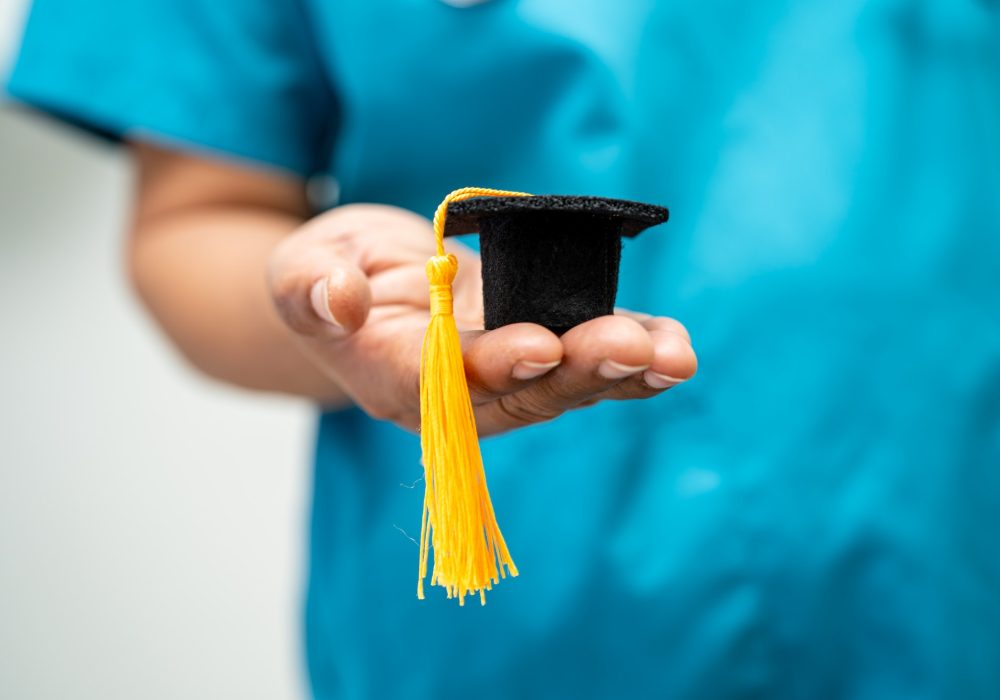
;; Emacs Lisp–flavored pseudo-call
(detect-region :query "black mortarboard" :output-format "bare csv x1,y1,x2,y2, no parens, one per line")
416,189,670,606
444,195,669,335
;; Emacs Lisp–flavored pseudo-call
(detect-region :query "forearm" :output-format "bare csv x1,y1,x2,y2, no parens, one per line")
127,149,349,405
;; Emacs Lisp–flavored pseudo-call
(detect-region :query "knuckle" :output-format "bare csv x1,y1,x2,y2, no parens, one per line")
608,378,662,401
494,391,562,427
532,374,591,406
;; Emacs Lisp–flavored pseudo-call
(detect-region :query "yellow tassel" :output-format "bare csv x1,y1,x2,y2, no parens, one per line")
418,187,531,605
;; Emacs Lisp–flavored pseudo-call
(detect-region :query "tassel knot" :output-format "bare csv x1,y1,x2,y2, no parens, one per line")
427,255,457,317
426,254,458,286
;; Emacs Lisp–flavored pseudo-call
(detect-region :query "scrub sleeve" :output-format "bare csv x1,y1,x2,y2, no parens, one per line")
6,0,336,177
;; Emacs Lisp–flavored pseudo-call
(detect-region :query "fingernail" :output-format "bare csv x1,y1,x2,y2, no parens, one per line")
643,370,685,389
598,360,649,380
310,278,342,327
512,360,560,380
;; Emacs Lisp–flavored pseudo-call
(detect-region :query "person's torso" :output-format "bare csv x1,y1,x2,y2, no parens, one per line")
304,2,1000,698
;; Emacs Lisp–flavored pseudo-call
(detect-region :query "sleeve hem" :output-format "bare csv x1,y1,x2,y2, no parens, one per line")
5,81,319,179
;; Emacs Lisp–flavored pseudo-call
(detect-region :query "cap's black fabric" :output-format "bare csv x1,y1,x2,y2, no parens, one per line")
444,195,669,238
445,195,669,334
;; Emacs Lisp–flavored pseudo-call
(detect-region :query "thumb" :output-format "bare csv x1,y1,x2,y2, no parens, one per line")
308,262,372,335
270,250,372,338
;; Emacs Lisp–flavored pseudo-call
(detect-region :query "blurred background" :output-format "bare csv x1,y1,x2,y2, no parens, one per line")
1,1,310,697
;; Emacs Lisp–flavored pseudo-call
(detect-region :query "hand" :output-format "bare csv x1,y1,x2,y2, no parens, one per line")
267,204,697,434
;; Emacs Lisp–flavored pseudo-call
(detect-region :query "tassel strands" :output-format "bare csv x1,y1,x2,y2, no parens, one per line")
417,187,530,605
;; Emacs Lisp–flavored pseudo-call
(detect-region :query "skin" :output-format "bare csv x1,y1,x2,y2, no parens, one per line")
128,143,698,436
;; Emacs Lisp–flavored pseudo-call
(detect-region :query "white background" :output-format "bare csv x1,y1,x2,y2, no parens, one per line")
0,1,311,697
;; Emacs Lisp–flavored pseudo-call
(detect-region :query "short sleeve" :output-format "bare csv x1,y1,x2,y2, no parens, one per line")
5,0,336,177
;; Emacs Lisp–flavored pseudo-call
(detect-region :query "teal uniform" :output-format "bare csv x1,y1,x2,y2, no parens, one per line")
9,1,1000,697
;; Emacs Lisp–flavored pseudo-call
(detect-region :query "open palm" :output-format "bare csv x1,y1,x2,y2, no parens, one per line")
268,203,697,435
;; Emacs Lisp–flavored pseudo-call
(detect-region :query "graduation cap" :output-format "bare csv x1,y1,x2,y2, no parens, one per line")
415,188,669,606
444,194,670,335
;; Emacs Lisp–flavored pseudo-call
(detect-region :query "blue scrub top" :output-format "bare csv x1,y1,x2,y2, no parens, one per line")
9,1,1000,698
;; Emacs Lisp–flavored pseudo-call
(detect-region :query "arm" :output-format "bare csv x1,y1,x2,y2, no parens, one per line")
128,143,347,404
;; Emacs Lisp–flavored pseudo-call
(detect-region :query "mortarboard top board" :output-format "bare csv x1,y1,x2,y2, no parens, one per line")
443,195,670,335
